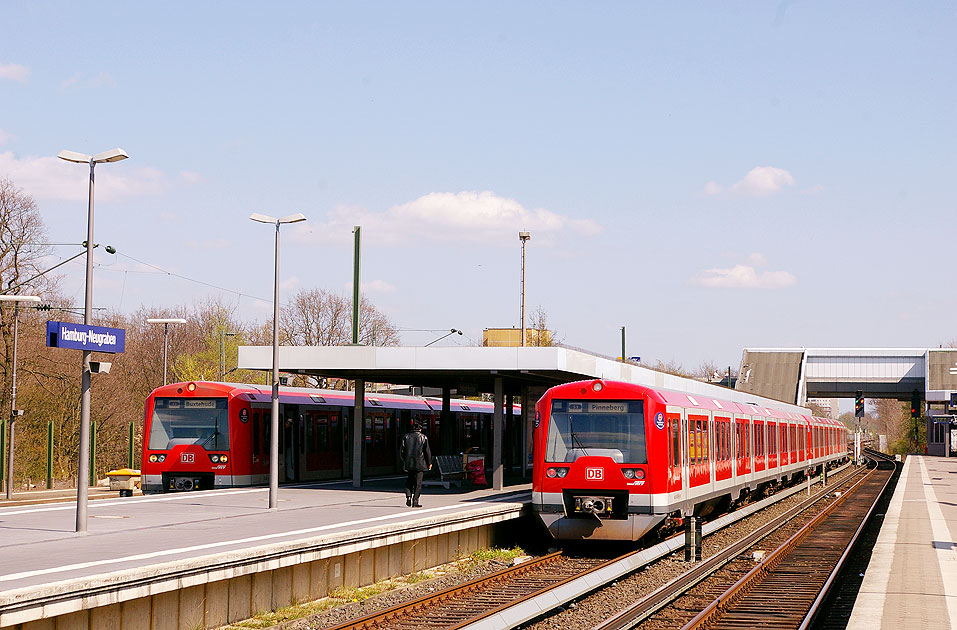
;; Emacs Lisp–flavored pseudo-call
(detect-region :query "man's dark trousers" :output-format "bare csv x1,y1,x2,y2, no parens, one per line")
406,471,425,506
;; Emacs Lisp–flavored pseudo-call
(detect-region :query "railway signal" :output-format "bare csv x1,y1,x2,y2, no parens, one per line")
855,391,864,418
911,390,921,419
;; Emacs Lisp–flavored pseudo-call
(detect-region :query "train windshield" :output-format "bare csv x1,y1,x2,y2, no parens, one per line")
546,400,646,464
148,397,229,450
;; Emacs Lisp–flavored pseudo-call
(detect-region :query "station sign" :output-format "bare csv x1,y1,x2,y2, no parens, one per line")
46,321,126,353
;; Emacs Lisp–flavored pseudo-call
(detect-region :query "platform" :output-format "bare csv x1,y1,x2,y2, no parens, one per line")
0,479,530,629
847,455,957,629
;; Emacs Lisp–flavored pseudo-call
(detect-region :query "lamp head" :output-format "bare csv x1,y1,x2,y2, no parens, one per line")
519,231,530,242
92,148,128,163
58,150,92,164
249,213,277,224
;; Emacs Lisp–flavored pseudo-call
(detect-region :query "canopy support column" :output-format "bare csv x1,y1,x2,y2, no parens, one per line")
352,379,364,488
493,376,504,490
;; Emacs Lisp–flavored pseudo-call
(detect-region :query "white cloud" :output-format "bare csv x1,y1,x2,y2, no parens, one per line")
746,252,767,267
0,151,168,201
729,166,795,196
61,71,116,90
0,63,29,82
0,130,12,145
704,166,796,197
279,275,301,292
691,264,797,289
296,190,602,246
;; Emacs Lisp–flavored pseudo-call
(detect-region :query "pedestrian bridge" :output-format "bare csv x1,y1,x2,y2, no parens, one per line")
735,347,957,406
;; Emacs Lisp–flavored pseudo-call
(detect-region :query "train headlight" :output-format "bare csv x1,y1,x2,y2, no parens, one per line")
546,468,558,478
209,454,220,463
556,467,568,478
187,382,196,392
220,454,228,463
592,381,603,392
622,468,635,479
149,454,157,463
149,453,167,463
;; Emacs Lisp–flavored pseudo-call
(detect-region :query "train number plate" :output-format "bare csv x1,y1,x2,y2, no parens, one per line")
585,467,603,480
181,453,195,464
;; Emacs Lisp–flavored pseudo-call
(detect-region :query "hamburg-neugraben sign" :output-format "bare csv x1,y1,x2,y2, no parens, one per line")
46,321,126,353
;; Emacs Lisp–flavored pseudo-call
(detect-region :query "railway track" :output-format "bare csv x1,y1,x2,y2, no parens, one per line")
324,551,609,630
319,462,869,630
592,453,895,630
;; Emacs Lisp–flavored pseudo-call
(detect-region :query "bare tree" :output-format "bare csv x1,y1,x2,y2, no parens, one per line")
526,305,560,347
0,178,52,422
282,288,400,347
649,359,691,378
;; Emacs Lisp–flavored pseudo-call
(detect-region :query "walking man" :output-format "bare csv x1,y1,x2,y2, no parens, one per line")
400,421,432,507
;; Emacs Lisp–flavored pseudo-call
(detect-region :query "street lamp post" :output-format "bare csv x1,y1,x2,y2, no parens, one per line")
518,232,530,347
250,212,306,510
58,148,128,534
424,328,463,347
220,331,236,381
1,295,40,500
146,319,187,385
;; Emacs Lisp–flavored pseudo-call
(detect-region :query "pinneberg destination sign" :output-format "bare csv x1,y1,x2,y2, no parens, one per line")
46,321,126,354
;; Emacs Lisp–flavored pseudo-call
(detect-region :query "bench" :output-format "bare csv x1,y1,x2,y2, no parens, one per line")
423,455,467,489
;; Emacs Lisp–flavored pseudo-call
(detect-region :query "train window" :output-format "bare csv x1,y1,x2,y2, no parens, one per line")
701,419,709,463
148,397,229,450
546,400,646,464
670,418,680,468
252,412,261,456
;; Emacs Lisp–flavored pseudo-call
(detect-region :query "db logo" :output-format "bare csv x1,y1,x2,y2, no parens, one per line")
181,453,194,464
585,467,603,480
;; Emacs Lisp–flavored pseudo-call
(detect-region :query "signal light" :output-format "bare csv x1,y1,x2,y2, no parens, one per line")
911,390,921,419
854,391,864,418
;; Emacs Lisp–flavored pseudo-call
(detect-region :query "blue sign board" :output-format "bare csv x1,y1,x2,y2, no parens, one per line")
46,321,126,353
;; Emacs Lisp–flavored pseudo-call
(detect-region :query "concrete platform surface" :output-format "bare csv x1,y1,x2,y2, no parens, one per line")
0,478,530,596
847,455,957,629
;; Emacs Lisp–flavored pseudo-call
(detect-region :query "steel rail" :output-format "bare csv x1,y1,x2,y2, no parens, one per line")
679,461,887,630
591,464,865,630
323,552,566,630
798,451,896,630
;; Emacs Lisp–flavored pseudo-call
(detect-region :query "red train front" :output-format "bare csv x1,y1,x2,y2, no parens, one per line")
533,380,664,540
142,382,238,492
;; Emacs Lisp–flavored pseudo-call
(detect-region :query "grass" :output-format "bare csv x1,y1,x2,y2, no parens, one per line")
223,545,526,629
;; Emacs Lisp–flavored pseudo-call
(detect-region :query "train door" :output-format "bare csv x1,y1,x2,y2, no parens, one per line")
365,410,397,474
282,404,299,482
715,415,732,482
688,413,710,489
301,409,344,480
680,412,689,504
666,410,682,495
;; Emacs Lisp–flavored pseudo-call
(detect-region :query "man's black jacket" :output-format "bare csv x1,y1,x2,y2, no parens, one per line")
400,429,432,472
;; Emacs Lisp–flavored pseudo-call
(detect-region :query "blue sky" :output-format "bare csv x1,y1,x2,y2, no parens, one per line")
1,2,954,368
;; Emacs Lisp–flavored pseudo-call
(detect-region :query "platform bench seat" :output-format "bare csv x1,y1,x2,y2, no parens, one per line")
423,455,467,488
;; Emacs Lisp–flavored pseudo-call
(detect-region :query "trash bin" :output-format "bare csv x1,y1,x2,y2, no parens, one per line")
107,468,141,497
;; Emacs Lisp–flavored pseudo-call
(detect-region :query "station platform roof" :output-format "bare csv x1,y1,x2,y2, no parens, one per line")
236,345,812,412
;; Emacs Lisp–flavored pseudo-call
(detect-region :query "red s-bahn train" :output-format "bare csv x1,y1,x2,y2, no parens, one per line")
141,381,513,494
533,379,849,541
